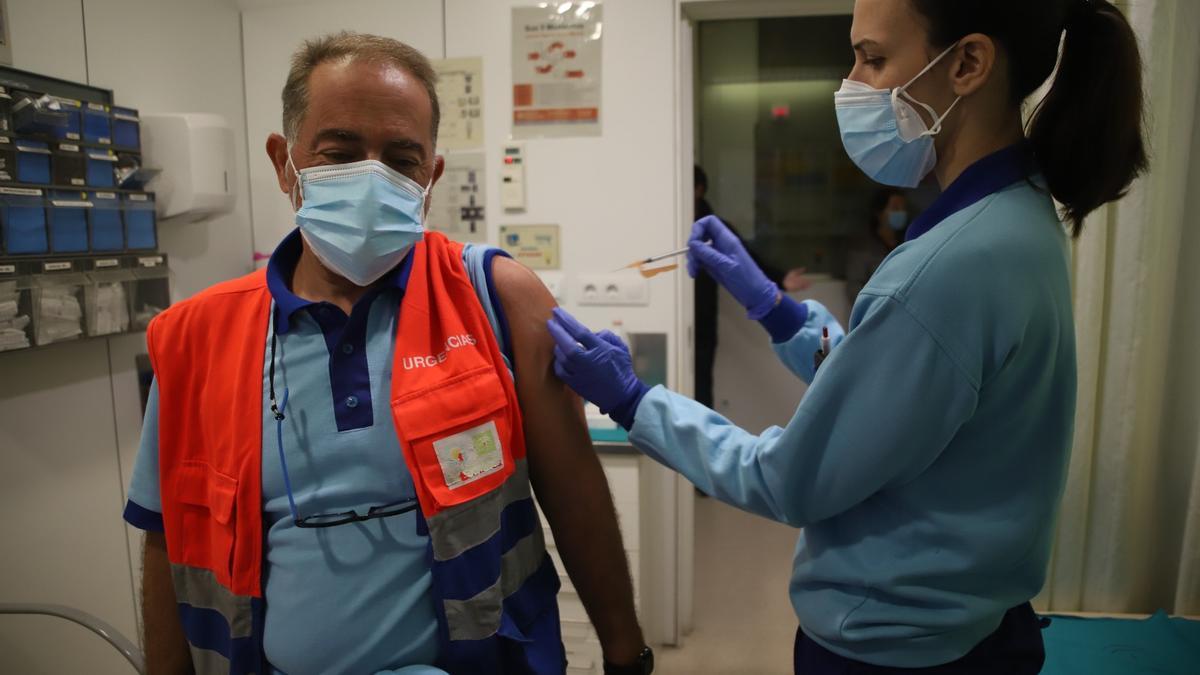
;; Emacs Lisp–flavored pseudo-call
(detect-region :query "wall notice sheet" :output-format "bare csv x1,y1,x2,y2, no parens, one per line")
511,2,602,139
433,57,484,150
499,224,560,270
428,152,487,243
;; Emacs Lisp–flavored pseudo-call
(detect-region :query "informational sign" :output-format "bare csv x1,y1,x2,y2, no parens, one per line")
499,224,560,270
511,2,602,139
433,57,484,150
428,152,487,243
0,0,11,66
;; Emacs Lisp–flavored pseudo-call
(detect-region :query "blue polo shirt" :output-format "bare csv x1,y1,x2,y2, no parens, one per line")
631,143,1077,667
125,231,511,675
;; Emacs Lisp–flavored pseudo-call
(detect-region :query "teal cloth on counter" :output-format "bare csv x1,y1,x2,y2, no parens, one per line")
589,427,630,443
1041,611,1200,674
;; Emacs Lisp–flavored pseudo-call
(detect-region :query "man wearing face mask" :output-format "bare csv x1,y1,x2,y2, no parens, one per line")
123,32,649,675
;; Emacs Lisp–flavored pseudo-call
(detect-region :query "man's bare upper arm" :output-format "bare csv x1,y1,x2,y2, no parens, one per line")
489,256,580,417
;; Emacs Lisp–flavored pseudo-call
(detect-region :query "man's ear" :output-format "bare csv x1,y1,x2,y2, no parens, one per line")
424,155,446,217
266,133,293,194
949,33,996,98
432,154,446,185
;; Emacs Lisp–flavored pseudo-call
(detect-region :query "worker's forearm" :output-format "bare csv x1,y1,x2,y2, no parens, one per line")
530,449,644,664
142,532,194,675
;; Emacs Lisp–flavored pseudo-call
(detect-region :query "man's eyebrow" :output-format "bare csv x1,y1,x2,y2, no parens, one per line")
312,128,363,144
852,39,882,52
386,138,427,154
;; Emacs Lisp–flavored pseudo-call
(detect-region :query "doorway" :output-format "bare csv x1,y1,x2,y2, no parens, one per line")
662,3,861,673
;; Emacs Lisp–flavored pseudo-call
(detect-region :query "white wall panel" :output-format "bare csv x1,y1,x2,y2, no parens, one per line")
84,0,256,301
0,341,139,675
240,0,444,258
6,0,87,82
0,2,251,672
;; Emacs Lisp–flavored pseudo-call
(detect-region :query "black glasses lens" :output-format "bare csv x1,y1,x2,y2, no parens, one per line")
367,500,418,518
297,511,358,528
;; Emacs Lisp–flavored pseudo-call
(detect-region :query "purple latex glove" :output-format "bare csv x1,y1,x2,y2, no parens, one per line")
688,215,780,320
547,308,649,430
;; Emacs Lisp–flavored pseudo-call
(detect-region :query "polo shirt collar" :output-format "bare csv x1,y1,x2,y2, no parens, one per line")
266,228,414,334
905,141,1038,243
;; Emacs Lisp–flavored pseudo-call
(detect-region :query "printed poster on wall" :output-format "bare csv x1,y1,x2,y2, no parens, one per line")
499,224,560,270
0,0,11,66
433,57,484,151
511,2,602,139
428,152,488,243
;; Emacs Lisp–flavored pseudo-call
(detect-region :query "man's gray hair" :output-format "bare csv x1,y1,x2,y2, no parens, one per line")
281,31,440,144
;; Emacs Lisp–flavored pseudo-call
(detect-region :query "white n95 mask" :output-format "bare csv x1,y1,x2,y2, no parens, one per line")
834,44,962,188
289,156,431,287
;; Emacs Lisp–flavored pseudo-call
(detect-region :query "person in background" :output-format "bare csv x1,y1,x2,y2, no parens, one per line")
693,165,807,408
871,188,911,251
549,0,1147,671
124,32,649,675
844,188,911,301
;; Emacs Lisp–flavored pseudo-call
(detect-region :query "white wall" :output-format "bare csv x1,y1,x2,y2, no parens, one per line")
0,1,253,673
241,0,688,643
441,0,685,643
2,0,694,667
239,0,445,258
242,0,684,338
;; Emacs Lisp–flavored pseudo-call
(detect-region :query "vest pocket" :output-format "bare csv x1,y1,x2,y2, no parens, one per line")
392,366,517,510
172,460,238,581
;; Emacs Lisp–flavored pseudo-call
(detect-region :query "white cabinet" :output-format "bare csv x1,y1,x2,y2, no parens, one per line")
538,454,642,674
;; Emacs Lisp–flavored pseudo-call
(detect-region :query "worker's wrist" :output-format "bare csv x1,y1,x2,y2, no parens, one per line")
758,295,809,343
744,287,781,321
607,380,650,431
600,633,647,665
603,644,654,675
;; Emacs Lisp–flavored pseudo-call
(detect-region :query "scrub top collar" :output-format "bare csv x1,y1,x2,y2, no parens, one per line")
266,228,414,334
905,141,1038,243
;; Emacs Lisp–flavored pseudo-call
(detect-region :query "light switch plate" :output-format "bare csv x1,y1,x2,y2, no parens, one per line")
575,273,649,306
500,143,526,211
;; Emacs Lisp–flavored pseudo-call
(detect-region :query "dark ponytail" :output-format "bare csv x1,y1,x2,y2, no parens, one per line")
910,0,1148,236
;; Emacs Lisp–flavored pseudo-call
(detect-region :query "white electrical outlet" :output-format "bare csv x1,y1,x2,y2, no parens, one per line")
536,271,566,302
575,273,650,306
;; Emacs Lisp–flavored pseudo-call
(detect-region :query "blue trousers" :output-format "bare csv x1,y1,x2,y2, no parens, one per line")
794,603,1046,674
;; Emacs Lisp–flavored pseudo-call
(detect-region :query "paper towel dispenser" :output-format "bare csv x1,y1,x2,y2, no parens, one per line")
141,113,235,222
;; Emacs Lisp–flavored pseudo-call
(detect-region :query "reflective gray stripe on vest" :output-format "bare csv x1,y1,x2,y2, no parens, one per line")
427,459,535,562
170,563,255,639
190,644,239,675
442,525,547,641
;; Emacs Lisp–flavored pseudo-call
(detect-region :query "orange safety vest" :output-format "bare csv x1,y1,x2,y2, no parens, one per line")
148,232,564,674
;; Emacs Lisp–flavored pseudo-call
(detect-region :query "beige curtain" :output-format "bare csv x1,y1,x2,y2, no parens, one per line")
1035,0,1200,615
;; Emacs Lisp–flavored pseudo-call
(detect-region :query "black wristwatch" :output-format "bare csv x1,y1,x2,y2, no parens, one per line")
603,646,654,675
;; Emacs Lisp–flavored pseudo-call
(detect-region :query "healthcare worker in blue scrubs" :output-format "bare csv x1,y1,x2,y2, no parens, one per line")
549,0,1148,672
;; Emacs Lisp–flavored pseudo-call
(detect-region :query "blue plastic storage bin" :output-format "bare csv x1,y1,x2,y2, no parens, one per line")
48,191,90,253
111,107,140,149
85,150,116,188
123,193,156,250
89,191,124,251
82,103,111,145
54,100,83,141
15,140,52,184
0,188,49,254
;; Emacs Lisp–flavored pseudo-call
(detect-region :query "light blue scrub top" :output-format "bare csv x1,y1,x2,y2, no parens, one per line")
125,234,512,675
631,145,1077,668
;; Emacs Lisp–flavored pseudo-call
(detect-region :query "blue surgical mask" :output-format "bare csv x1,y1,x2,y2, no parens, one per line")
834,44,962,188
887,209,909,230
288,155,431,287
